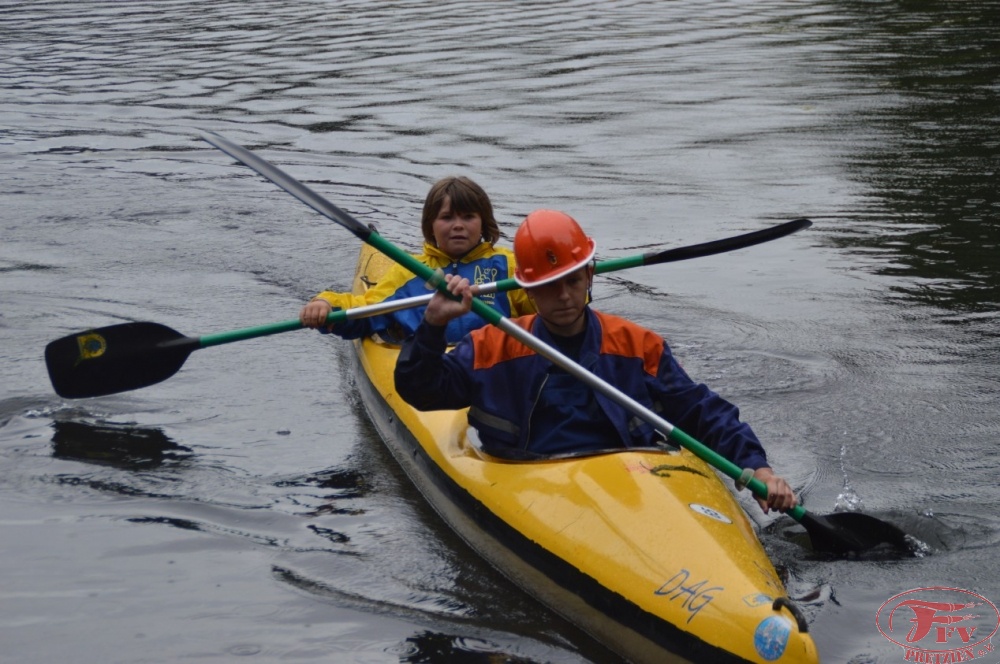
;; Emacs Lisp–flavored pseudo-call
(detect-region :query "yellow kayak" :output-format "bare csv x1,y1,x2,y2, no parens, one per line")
349,245,820,664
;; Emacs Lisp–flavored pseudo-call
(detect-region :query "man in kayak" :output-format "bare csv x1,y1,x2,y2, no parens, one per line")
299,176,534,344
394,209,797,514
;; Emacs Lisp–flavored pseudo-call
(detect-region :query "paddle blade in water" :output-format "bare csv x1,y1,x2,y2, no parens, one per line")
45,322,199,399
800,511,910,554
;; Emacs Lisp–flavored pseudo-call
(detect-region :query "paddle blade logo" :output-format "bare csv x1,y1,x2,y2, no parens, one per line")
76,332,107,363
876,587,999,662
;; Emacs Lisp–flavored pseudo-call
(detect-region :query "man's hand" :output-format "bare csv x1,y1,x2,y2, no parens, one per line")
753,467,798,514
424,274,472,326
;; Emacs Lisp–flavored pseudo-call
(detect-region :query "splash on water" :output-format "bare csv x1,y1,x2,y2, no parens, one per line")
834,442,865,512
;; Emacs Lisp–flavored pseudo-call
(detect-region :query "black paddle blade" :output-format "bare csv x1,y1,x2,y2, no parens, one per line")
643,218,813,266
45,322,199,399
201,131,372,240
800,511,911,554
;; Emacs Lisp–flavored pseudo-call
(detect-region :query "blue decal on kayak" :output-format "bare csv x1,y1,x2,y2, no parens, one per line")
743,593,773,608
754,615,791,661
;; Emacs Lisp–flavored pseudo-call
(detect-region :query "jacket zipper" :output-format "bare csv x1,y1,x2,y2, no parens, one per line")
522,371,550,451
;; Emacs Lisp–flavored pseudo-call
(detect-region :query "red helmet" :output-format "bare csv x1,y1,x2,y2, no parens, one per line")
514,210,597,287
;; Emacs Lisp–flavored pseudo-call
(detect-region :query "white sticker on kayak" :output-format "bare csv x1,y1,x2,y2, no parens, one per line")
689,503,732,524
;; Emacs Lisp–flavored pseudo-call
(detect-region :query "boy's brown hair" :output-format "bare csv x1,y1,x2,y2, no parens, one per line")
421,176,499,247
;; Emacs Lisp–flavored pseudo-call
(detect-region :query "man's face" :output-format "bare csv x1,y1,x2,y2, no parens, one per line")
526,266,592,336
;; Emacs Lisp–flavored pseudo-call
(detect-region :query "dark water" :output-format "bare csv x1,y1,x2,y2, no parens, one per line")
2,1,999,662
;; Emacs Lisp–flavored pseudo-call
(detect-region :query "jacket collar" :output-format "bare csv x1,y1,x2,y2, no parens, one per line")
423,241,493,264
529,307,601,361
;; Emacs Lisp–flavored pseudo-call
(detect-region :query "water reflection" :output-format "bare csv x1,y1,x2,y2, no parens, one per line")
834,2,1000,314
399,631,540,663
51,419,193,469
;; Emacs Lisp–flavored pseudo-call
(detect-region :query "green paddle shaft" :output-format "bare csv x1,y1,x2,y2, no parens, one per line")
198,293,434,348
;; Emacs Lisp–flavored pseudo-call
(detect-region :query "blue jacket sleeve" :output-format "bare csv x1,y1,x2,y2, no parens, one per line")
331,317,371,340
653,349,769,470
394,323,475,411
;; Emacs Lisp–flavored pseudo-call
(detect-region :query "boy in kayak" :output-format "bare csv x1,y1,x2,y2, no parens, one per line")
299,176,534,343
394,209,797,514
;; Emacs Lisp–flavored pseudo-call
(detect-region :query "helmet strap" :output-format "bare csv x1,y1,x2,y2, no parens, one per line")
586,262,595,304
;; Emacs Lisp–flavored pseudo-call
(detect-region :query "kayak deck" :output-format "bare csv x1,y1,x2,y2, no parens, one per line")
349,244,819,663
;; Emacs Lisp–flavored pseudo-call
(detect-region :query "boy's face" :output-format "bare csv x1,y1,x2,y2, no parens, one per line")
432,195,482,258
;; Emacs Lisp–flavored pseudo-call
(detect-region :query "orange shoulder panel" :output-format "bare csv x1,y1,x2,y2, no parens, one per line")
595,311,664,377
471,314,538,370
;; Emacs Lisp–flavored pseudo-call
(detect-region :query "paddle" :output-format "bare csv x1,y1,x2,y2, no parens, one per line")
45,294,435,399
46,215,809,400
297,217,811,302
201,131,910,555
491,216,812,292
46,221,807,400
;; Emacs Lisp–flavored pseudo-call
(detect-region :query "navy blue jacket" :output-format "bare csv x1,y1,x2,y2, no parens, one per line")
395,307,770,467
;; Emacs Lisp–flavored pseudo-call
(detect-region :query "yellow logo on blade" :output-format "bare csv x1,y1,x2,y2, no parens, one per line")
76,333,107,363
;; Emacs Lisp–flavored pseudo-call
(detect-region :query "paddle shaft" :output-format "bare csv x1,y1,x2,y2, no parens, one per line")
197,293,436,348
201,131,794,518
